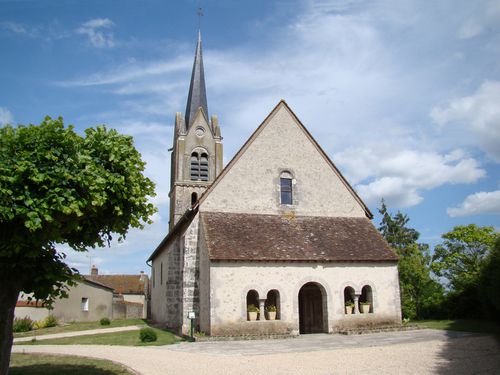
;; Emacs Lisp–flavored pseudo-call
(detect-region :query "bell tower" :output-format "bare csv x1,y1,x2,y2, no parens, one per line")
169,31,223,229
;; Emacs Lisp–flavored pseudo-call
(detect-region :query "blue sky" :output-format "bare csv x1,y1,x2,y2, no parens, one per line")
1,0,499,275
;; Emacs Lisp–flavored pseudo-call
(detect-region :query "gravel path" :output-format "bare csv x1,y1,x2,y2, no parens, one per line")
13,330,500,374
14,325,142,342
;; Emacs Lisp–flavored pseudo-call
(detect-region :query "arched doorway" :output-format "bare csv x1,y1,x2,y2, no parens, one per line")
298,282,327,334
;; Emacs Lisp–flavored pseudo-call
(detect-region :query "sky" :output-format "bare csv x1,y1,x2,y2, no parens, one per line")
1,0,499,275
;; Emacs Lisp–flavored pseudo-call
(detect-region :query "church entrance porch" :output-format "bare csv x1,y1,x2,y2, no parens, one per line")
298,282,328,334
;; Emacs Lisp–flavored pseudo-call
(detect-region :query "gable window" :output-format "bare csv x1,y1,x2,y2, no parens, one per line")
190,152,209,181
81,297,89,312
280,171,293,205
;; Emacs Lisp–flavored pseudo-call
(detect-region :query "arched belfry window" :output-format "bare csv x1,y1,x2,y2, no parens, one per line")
190,151,209,181
280,171,293,205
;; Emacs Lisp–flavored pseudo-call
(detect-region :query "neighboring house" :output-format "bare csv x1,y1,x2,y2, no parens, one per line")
16,278,114,322
148,33,401,336
86,266,149,319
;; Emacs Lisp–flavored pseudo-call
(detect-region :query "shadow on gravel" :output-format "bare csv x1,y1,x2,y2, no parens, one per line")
434,330,500,374
9,364,120,375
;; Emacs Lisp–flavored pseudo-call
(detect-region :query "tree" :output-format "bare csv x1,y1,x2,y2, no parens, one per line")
0,117,156,374
479,237,500,321
378,201,443,319
432,224,498,293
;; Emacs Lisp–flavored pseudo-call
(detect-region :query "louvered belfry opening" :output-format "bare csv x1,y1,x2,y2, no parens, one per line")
190,151,209,181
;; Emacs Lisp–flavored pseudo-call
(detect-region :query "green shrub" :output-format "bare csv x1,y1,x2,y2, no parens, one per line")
13,317,34,332
43,315,58,328
33,315,58,330
247,304,259,313
100,317,111,326
139,327,157,342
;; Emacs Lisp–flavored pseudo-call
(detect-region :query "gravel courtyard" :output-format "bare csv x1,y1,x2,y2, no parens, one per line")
13,329,500,375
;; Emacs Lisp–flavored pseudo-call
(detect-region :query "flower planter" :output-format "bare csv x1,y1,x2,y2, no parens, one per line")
360,303,371,313
248,311,258,321
267,311,276,320
345,305,354,314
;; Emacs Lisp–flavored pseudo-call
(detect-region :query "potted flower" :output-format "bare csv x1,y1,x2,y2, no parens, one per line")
360,301,371,313
247,304,259,321
266,305,277,320
345,301,354,314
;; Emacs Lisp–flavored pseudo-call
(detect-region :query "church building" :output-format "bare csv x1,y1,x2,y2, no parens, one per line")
148,32,402,336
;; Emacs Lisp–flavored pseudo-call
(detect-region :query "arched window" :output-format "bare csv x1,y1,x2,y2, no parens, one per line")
344,286,355,314
360,285,374,313
190,152,209,181
246,290,259,321
191,192,198,206
280,171,293,205
265,289,281,320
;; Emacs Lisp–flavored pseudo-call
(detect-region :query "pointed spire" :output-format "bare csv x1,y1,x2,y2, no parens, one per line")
185,30,208,128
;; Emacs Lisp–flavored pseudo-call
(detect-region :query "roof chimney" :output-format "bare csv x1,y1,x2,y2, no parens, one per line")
91,265,98,276
139,270,146,282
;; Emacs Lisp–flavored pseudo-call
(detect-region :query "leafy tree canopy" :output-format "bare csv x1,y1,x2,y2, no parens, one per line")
378,200,419,250
0,117,156,374
432,224,498,292
0,117,156,299
378,201,443,319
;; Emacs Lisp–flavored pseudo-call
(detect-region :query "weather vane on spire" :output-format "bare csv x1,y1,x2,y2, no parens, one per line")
197,7,204,30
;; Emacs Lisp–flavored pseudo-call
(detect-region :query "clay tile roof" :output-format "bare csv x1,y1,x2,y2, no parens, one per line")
16,300,46,308
201,212,398,262
85,275,147,295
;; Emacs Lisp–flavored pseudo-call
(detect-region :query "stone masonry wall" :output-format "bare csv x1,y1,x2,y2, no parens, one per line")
210,261,401,335
201,104,367,218
181,215,201,334
150,238,183,331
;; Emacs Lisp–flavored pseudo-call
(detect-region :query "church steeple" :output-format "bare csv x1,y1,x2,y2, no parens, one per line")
168,31,223,230
185,30,208,129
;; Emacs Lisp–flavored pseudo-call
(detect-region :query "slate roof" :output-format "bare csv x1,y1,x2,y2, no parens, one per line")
185,30,208,128
86,275,147,295
200,212,398,262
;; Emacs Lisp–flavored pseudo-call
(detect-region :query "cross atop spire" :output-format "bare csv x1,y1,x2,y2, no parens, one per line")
185,30,208,129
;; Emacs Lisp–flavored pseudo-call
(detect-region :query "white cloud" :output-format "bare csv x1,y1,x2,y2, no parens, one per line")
457,0,500,39
431,81,500,162
1,21,30,35
77,18,115,48
0,107,13,125
335,147,486,208
448,189,500,217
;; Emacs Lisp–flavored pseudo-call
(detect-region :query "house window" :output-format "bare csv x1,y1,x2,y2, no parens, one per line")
190,152,209,181
160,262,163,285
81,297,89,311
280,171,293,205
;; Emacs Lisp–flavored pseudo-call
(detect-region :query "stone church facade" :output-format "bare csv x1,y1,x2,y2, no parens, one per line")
148,33,401,336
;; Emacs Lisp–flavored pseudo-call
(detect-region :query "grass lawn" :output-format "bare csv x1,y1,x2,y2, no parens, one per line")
415,319,500,336
14,319,146,338
17,326,180,346
10,353,135,375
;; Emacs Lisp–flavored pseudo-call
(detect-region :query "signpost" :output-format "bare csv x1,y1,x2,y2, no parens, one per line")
187,311,196,340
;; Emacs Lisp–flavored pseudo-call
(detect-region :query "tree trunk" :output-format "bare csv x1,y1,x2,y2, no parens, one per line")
0,285,20,375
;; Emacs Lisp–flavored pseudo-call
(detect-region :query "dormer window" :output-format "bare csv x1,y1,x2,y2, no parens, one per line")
280,171,293,205
190,151,209,181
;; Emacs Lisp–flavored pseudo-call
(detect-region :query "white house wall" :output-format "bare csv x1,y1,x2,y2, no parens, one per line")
51,281,113,322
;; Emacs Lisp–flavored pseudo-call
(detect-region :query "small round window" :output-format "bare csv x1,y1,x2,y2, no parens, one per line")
195,126,205,137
